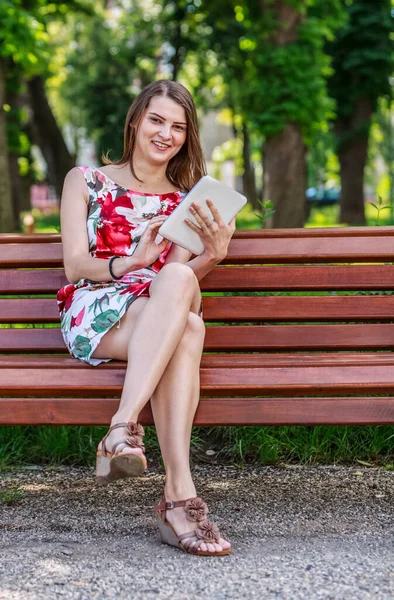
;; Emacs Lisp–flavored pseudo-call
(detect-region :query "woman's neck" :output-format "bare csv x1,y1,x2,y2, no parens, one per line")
131,155,169,189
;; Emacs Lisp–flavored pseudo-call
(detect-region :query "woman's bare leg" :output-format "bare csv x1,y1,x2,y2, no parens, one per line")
92,263,201,452
150,313,231,553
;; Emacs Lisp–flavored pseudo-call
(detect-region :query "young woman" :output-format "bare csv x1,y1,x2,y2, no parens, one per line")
57,80,234,556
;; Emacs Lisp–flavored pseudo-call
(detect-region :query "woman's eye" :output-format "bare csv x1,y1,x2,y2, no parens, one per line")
151,117,161,123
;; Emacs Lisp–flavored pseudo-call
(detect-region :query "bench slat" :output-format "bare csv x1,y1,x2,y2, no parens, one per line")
0,396,393,425
2,365,394,396
3,295,394,323
2,294,394,324
3,236,394,266
1,324,394,352
202,265,394,291
2,265,394,294
2,227,394,245
2,352,394,369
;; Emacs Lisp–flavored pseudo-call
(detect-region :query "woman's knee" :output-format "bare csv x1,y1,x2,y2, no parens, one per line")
180,312,206,348
152,263,199,297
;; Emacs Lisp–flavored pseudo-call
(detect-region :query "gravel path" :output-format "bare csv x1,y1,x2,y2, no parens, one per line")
0,464,393,599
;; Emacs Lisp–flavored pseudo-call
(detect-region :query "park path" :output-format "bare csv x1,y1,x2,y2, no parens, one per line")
0,464,393,599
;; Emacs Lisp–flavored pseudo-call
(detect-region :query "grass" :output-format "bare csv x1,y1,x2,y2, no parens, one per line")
0,484,25,506
0,423,393,469
2,203,392,469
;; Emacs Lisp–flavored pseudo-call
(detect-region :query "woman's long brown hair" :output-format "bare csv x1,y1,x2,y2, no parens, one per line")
103,80,206,192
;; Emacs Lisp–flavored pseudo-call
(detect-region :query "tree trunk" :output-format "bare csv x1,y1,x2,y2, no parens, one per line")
335,97,372,225
260,0,307,228
26,76,75,200
6,81,31,230
263,122,307,227
0,57,14,233
242,122,258,209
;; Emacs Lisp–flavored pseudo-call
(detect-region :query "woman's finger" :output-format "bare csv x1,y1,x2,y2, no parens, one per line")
157,238,169,252
191,202,213,227
190,205,210,231
184,218,203,237
143,220,166,238
149,216,167,227
206,199,225,227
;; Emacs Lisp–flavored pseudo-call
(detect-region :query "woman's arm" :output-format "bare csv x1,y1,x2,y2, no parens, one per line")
61,168,144,283
164,244,217,281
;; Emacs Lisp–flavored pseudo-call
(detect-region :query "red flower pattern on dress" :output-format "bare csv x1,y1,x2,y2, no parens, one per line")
70,306,85,329
95,192,137,258
57,285,77,314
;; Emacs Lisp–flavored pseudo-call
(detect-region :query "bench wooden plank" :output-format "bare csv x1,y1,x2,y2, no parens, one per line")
3,236,394,266
2,365,394,396
3,295,394,323
2,227,394,246
1,324,394,352
2,265,394,294
0,396,393,425
201,265,394,291
3,353,394,369
2,352,394,369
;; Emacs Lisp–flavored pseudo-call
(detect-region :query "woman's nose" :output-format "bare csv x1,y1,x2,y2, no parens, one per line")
159,126,171,139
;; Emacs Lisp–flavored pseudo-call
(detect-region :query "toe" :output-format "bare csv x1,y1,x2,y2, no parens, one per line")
213,543,223,552
206,543,216,552
188,540,199,552
219,537,231,550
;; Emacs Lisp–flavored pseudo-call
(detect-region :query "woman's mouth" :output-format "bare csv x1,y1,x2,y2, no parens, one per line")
152,141,171,151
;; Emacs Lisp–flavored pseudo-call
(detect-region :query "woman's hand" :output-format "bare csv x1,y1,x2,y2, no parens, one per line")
132,215,169,268
185,200,236,262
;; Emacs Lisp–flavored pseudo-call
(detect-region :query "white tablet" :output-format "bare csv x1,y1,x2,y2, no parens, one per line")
158,175,247,255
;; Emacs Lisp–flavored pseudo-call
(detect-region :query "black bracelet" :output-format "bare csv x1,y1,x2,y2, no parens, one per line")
108,256,123,280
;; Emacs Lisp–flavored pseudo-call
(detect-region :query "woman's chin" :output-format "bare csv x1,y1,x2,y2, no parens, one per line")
147,150,172,165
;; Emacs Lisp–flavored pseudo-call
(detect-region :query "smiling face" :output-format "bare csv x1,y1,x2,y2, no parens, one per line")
133,95,188,167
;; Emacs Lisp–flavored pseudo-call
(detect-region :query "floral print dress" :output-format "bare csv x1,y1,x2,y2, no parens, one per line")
57,166,186,366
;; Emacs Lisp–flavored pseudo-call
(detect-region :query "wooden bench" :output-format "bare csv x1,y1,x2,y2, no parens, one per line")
1,228,394,426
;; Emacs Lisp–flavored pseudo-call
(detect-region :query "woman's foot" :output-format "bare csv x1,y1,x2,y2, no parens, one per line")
160,485,231,554
96,421,147,484
97,421,145,461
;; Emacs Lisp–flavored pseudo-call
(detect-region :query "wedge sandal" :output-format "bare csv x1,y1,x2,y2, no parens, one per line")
96,421,147,485
154,493,231,556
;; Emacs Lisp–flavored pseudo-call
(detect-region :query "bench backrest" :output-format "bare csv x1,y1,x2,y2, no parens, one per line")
1,227,394,356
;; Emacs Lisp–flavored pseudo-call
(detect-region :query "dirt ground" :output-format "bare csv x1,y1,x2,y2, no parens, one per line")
1,464,393,599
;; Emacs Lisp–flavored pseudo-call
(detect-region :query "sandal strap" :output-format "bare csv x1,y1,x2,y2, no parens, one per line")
154,497,195,513
100,421,145,456
178,529,200,542
100,421,129,450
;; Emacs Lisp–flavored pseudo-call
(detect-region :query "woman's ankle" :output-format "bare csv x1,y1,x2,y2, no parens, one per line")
110,414,139,427
164,476,196,501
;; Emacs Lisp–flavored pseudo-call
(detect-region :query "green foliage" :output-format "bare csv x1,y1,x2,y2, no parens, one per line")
327,0,393,121
56,2,162,160
192,0,346,142
368,194,390,225
254,199,275,227
0,0,50,73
